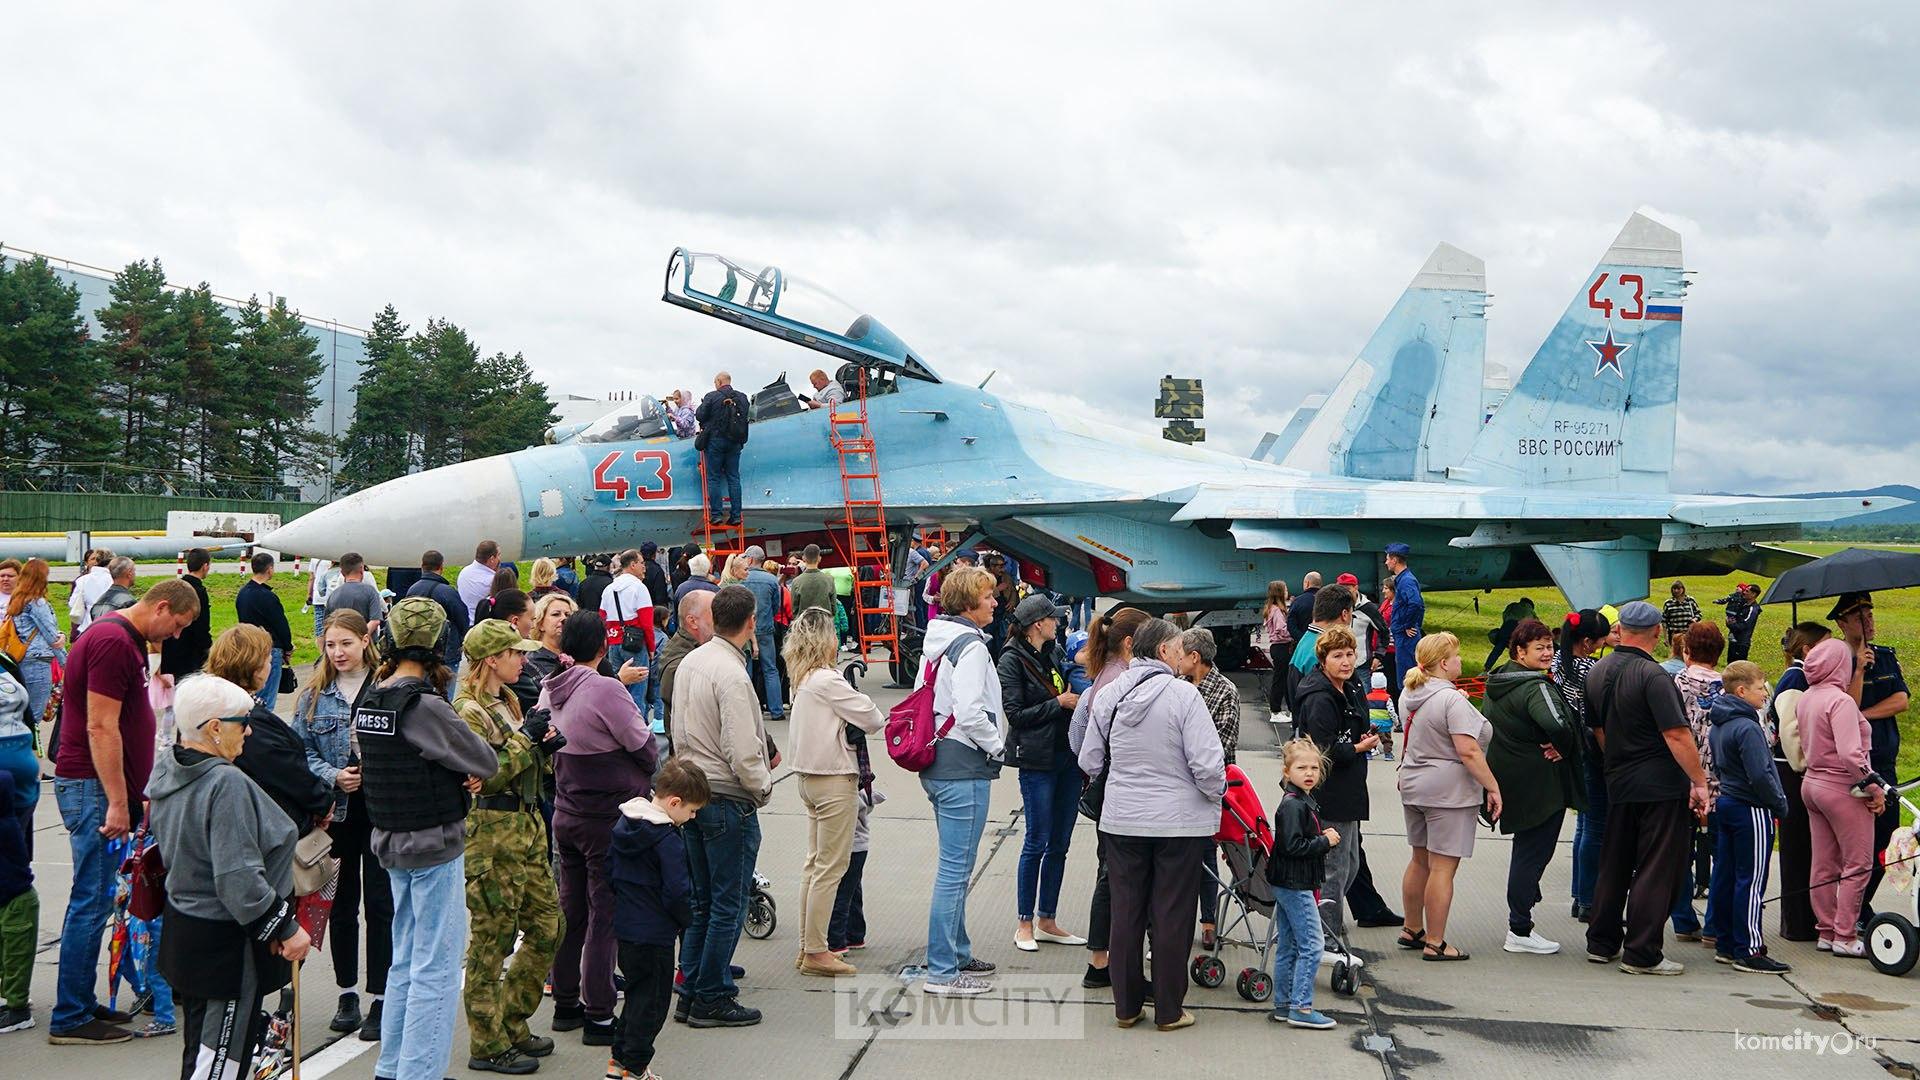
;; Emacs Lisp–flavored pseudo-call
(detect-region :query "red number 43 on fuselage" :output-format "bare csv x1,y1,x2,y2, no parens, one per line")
593,450,673,501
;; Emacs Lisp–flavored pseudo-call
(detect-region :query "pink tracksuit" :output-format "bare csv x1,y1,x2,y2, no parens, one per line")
1797,638,1881,943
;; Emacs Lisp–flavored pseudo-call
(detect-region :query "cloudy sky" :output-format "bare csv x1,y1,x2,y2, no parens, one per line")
8,3,1916,494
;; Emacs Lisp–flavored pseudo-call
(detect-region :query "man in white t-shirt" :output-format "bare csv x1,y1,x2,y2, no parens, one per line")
601,549,658,725
69,549,116,633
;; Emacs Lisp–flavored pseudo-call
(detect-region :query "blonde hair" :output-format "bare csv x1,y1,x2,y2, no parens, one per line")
937,565,996,615
206,624,274,693
529,557,558,590
721,554,752,585
1280,737,1327,773
1315,625,1357,661
532,591,576,633
1402,631,1460,694
781,608,839,684
1722,660,1767,695
303,609,378,720
456,657,524,724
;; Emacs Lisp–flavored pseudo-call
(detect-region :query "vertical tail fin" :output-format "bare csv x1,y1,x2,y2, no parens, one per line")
1280,243,1487,481
1449,213,1685,492
1253,395,1326,463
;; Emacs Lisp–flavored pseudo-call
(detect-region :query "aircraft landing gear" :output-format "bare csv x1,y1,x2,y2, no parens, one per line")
1215,626,1253,672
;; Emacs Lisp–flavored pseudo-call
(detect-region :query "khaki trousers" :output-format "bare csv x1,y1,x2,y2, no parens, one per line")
798,773,860,953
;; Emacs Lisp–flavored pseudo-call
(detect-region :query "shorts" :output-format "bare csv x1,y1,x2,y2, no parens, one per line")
1404,804,1480,858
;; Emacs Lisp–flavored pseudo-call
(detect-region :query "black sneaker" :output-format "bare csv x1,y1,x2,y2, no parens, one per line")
1081,964,1112,989
92,1005,135,1025
959,958,996,975
1733,954,1793,974
551,1003,586,1032
687,998,762,1029
330,992,362,1033
470,1048,540,1074
582,1016,619,1046
357,998,383,1042
515,1035,555,1057
46,1017,132,1044
673,995,691,1025
0,1006,33,1034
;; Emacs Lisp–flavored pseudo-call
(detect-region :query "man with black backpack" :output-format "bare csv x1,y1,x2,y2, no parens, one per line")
695,372,752,526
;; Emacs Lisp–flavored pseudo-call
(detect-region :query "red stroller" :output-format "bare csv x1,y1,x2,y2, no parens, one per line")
1190,765,1278,1002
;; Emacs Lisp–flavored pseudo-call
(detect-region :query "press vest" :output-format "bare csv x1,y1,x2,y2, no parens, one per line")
354,678,470,832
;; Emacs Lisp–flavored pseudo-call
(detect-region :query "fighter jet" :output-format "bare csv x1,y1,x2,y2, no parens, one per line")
265,213,1902,667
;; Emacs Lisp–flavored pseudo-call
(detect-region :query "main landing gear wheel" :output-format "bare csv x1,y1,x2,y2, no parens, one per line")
1866,912,1919,977
1235,967,1273,1002
1190,955,1226,988
1330,961,1358,996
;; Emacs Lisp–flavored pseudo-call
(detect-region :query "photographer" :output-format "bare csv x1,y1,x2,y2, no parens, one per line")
540,610,658,1042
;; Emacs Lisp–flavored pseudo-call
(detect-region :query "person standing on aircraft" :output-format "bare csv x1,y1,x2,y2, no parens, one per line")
459,541,504,622
405,551,471,688
1286,572,1320,644
1385,544,1424,700
801,369,845,411
741,547,784,721
695,372,751,526
1718,584,1761,664
1662,582,1702,645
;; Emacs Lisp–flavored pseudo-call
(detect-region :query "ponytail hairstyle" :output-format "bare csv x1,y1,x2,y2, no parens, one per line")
1555,608,1611,679
1085,606,1151,680
1401,631,1460,694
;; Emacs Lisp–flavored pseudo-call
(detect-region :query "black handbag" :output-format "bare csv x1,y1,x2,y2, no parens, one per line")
279,665,299,695
611,588,649,654
1078,670,1166,822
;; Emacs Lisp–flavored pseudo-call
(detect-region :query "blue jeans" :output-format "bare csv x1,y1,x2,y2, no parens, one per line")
18,658,54,730
703,442,743,522
377,855,467,1080
1270,886,1322,1012
753,632,783,719
1016,759,1082,921
1671,813,1714,936
142,915,175,1025
1572,749,1609,906
680,798,762,1004
53,778,115,1033
609,642,651,723
259,647,286,711
921,776,990,982
1069,598,1093,633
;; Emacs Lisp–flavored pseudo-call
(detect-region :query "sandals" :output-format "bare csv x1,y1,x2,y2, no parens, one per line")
1422,940,1470,961
1395,927,1426,950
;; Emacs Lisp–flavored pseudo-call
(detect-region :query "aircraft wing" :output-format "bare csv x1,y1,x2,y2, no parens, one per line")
1169,481,1671,524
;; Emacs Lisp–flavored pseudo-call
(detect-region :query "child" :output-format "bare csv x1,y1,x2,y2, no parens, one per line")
1265,739,1339,1030
608,757,710,1080
830,787,887,954
1366,672,1397,761
1707,661,1791,973
0,771,36,1034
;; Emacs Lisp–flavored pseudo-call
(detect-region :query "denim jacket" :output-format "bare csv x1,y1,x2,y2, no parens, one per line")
9,599,66,664
291,679,358,821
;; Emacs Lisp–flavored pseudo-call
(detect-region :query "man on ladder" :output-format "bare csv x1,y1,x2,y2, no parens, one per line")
696,372,752,527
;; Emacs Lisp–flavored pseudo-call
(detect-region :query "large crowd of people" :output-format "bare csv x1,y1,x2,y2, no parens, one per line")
0,527,1908,1078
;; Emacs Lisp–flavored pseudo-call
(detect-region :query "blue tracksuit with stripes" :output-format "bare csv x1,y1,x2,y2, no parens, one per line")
1707,694,1789,959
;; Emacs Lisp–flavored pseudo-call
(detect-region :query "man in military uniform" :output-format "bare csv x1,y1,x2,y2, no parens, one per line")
453,620,562,1075
1385,542,1424,700
1832,592,1910,919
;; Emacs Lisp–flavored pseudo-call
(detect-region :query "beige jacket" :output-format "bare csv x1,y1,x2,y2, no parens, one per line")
671,636,773,806
788,667,886,776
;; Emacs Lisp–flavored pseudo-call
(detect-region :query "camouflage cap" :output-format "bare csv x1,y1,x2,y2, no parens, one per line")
463,618,541,661
388,596,448,649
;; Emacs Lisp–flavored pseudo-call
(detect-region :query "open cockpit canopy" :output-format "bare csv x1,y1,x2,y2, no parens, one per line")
663,249,939,384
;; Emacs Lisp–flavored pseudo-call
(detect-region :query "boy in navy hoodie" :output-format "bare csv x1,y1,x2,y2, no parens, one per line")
0,771,36,1034
1707,661,1791,974
608,757,710,1080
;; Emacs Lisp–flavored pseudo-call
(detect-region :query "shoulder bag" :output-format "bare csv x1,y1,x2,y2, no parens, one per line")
1078,669,1168,822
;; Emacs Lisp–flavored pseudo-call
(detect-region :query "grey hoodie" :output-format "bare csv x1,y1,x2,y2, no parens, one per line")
1076,658,1225,837
145,744,299,941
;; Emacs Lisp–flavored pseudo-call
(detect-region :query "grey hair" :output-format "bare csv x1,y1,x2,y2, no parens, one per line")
1181,627,1218,664
108,556,136,579
1131,617,1183,664
172,674,257,737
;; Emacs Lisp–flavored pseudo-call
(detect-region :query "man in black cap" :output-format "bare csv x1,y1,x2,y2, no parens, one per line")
1584,600,1710,976
1831,592,1909,919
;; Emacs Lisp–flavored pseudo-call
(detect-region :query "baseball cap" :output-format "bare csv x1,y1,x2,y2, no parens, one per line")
1013,593,1069,629
1827,591,1872,621
1384,542,1411,557
1616,600,1661,629
1336,573,1360,587
463,619,541,661
955,549,979,563
388,597,449,650
640,541,658,558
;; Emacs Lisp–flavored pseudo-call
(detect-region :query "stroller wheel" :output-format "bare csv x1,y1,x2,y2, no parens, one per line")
1190,954,1226,989
1867,912,1918,977
745,893,777,940
1330,962,1357,997
1235,968,1272,1002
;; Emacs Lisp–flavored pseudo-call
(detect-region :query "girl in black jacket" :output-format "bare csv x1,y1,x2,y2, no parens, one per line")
1267,739,1340,1029
996,599,1087,953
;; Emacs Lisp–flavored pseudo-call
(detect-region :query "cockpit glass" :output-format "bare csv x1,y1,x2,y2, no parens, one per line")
575,396,668,443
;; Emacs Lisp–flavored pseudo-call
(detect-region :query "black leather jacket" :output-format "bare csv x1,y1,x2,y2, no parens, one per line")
997,635,1072,771
1266,784,1331,891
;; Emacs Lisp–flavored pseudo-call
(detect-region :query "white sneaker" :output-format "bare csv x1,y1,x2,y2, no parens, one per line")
1504,930,1561,955
925,974,993,996
1620,957,1685,975
1318,950,1363,969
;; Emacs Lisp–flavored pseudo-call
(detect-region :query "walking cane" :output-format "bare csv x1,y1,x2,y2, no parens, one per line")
290,958,302,1080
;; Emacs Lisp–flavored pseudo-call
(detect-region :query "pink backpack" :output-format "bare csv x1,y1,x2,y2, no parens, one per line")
886,634,981,772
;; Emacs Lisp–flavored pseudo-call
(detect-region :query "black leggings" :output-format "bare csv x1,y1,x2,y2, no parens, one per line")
329,792,394,994
1267,645,1290,712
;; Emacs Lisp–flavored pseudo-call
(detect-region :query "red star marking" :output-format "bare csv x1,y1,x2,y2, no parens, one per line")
1586,331,1630,378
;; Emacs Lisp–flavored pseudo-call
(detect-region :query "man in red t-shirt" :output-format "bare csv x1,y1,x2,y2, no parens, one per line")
48,578,199,1045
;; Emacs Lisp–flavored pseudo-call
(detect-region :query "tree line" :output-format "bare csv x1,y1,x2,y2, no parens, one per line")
0,254,556,498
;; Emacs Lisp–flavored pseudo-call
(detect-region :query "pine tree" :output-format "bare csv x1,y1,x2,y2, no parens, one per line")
414,318,483,470
339,304,418,488
95,259,180,475
0,255,112,473
170,283,243,486
234,295,327,490
467,350,559,459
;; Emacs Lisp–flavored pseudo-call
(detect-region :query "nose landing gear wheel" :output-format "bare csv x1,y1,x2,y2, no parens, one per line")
1190,955,1226,988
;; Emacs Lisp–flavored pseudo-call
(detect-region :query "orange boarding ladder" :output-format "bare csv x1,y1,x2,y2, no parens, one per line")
697,456,749,567
828,370,898,665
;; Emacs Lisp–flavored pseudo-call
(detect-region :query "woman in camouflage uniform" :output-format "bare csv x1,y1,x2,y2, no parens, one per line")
454,620,562,1075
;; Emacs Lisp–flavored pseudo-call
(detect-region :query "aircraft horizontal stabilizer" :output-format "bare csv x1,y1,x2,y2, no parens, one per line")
1669,494,1910,528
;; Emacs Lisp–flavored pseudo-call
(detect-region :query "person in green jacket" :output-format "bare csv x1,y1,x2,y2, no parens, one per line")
1483,617,1587,958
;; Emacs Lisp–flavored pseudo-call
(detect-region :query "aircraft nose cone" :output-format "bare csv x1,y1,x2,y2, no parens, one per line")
261,455,526,567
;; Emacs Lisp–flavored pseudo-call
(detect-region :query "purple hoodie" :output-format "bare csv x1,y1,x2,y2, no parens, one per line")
539,661,659,820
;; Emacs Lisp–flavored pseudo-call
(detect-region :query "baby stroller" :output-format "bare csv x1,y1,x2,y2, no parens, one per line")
745,871,779,940
1191,765,1278,1002
1866,776,1920,977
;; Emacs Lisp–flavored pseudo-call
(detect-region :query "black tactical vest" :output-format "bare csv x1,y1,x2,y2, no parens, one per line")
354,678,470,832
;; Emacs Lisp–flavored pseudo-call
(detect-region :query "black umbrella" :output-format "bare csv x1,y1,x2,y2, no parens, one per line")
1759,547,1920,614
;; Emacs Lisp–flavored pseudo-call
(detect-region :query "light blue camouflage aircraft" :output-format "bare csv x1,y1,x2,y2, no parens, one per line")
266,213,1902,667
